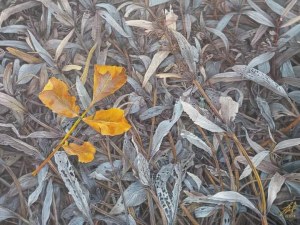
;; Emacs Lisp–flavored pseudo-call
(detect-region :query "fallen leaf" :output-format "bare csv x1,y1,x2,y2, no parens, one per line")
219,96,239,125
54,152,93,224
239,150,270,180
83,108,131,136
110,181,147,215
142,51,170,87
151,101,183,157
267,172,286,212
181,130,212,156
39,77,80,118
208,191,261,216
180,100,224,133
80,43,97,84
54,28,75,61
125,20,154,32
165,6,178,30
91,65,127,105
232,65,288,98
6,47,42,64
62,142,96,163
0,92,26,113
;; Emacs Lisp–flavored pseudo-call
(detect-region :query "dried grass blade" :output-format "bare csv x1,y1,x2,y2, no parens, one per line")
80,43,97,84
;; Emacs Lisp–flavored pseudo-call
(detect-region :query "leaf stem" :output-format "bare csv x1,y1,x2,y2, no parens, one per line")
32,108,90,176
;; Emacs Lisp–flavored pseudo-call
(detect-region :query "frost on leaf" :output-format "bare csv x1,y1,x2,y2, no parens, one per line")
155,163,182,225
110,181,147,215
219,96,239,125
135,153,150,186
54,151,93,225
232,65,288,98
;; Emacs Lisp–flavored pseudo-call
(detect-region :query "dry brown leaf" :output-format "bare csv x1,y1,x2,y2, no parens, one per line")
3,62,14,95
0,92,26,113
6,47,42,64
219,96,239,125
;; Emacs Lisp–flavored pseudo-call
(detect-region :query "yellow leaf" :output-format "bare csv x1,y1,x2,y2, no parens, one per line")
83,108,131,136
63,141,96,163
91,65,127,105
39,77,80,118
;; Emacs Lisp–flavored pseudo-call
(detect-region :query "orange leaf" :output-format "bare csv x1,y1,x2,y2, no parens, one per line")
92,65,127,105
39,77,80,118
62,141,96,163
83,108,131,136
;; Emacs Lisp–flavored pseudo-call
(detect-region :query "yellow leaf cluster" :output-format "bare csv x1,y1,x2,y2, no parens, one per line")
34,65,131,174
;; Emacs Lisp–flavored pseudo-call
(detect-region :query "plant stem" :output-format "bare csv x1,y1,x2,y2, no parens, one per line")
32,108,90,176
193,79,268,224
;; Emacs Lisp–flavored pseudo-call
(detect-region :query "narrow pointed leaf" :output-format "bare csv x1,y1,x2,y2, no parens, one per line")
239,150,270,180
62,142,96,163
39,77,80,118
209,191,261,216
267,173,286,212
110,181,147,215
92,65,127,105
273,138,300,152
232,65,288,98
180,100,224,133
54,152,93,224
151,101,183,157
181,130,212,156
83,108,131,136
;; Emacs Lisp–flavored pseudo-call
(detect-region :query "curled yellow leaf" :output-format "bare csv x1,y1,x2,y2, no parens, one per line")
83,108,131,136
62,141,96,163
92,65,127,105
39,77,80,118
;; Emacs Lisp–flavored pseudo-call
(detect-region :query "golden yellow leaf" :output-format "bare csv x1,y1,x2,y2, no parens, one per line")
83,108,131,136
62,141,96,163
91,65,127,105
39,77,80,118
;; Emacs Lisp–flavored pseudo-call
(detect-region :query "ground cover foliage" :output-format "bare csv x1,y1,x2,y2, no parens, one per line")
0,0,300,224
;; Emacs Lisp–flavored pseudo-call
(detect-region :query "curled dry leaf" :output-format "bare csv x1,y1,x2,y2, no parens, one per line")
83,108,131,136
92,65,127,105
38,77,80,118
219,96,239,125
165,6,178,30
62,141,96,163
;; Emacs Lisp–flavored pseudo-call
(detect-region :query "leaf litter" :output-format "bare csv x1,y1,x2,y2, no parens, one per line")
1,1,300,225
